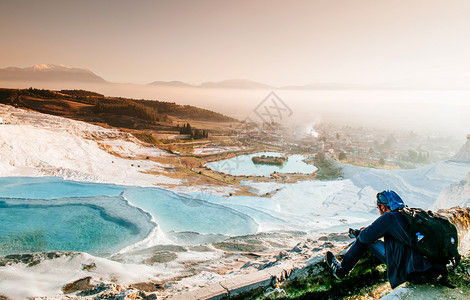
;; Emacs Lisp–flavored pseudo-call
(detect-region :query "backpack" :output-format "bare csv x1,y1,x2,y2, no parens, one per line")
398,206,461,286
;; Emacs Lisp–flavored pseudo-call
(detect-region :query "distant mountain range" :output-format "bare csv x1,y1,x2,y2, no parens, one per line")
198,79,273,89
148,79,375,90
0,64,358,89
2,64,469,90
0,64,106,83
148,79,273,89
148,80,192,87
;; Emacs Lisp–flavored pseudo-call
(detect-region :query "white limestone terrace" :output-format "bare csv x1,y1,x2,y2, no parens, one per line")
0,104,176,186
192,146,244,155
0,104,469,299
450,136,470,163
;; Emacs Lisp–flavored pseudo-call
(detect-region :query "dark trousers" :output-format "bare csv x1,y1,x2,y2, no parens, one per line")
337,239,386,278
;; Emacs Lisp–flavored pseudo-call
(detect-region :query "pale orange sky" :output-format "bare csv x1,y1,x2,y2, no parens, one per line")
1,0,470,86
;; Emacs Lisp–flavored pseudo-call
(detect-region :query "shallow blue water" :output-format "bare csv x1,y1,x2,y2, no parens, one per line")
124,188,259,235
0,177,125,199
0,196,143,255
0,177,259,255
205,152,317,176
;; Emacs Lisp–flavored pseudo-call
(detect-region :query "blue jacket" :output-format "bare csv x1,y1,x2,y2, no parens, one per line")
358,211,432,288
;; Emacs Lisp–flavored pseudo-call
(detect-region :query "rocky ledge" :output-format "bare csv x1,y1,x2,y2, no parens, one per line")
0,207,468,299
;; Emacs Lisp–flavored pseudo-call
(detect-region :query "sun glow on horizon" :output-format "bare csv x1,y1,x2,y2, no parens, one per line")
1,0,470,87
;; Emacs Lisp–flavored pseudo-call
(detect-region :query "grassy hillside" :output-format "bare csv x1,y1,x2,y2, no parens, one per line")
0,88,236,131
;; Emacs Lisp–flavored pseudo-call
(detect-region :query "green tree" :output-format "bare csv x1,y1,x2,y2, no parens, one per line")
408,150,418,161
180,123,193,135
379,157,385,165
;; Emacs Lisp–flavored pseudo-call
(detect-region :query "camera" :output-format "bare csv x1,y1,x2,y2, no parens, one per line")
348,228,361,238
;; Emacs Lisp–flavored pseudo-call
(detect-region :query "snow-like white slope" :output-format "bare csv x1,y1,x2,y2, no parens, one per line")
0,104,177,186
433,172,470,209
0,252,165,299
244,160,470,231
450,138,470,162
345,161,470,209
1,104,469,299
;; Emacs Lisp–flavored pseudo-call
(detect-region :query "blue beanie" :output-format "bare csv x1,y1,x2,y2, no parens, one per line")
377,190,405,211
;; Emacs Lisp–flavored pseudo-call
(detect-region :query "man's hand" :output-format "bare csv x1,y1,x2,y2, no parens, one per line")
348,228,361,238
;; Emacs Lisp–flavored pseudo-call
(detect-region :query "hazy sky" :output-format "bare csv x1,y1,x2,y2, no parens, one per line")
1,0,470,86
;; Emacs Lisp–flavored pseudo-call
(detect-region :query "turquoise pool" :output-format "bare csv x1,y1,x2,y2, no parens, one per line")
205,152,317,176
0,177,259,256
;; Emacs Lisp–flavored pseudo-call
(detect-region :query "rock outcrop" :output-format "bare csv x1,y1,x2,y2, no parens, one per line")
1,208,468,299
434,173,470,209
0,251,75,267
168,207,470,300
450,137,470,162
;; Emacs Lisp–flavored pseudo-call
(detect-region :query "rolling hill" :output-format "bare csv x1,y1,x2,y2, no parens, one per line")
0,88,237,132
0,64,106,83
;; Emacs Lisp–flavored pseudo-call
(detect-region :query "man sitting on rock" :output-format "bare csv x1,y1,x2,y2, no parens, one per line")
326,190,438,288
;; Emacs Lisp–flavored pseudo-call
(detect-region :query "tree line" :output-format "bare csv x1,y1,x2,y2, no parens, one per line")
136,100,236,122
0,88,235,124
179,123,209,139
